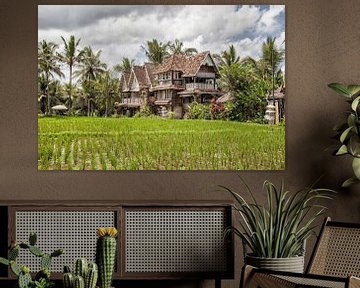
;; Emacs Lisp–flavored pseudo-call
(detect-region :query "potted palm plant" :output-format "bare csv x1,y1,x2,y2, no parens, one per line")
222,180,334,273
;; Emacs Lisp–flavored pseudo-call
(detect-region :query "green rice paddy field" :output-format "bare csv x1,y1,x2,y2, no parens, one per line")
38,117,285,170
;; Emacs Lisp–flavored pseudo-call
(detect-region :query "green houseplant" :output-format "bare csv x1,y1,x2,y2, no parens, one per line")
0,232,63,288
222,180,334,272
328,83,360,187
96,227,118,288
62,258,98,288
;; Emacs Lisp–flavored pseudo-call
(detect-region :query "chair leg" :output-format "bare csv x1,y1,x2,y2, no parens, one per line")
215,278,221,288
240,265,255,288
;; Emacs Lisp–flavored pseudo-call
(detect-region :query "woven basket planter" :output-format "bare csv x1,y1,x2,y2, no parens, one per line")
245,254,305,273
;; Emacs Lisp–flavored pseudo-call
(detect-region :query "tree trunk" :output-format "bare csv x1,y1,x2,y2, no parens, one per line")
105,97,108,117
46,73,50,115
69,65,72,115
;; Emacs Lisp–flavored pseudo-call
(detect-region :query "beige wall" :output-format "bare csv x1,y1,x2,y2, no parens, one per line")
1,0,360,287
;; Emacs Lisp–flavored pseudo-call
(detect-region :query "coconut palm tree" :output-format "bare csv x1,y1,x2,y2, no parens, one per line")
58,35,83,114
75,46,107,81
142,39,170,64
261,36,284,76
38,40,64,114
221,44,240,67
95,70,120,117
75,46,107,116
113,57,134,74
169,39,198,55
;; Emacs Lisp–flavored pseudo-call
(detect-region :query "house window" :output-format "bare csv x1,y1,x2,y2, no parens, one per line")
173,71,181,79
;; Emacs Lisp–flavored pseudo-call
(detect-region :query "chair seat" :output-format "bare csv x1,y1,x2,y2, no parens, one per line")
243,266,360,288
277,275,346,288
241,218,360,288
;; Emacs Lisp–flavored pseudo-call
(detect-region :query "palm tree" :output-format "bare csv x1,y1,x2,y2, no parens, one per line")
38,40,64,114
142,39,170,64
261,36,284,76
221,44,240,67
75,46,107,116
261,37,285,100
58,35,83,114
113,57,134,74
95,70,120,117
169,39,198,55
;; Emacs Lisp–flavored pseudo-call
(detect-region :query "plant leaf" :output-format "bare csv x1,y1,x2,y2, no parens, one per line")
351,96,360,111
352,157,360,179
336,145,348,155
328,83,351,97
342,177,360,188
347,85,360,97
340,127,352,143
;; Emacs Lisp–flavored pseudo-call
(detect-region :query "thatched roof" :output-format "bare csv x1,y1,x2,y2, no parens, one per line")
153,51,214,76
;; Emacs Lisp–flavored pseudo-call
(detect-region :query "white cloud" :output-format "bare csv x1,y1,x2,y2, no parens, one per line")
256,5,285,34
39,5,285,72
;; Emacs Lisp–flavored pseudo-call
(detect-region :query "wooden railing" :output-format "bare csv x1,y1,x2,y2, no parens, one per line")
186,83,216,90
121,98,143,104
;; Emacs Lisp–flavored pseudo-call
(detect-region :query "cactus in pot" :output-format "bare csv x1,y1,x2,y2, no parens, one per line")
62,259,98,288
96,227,118,288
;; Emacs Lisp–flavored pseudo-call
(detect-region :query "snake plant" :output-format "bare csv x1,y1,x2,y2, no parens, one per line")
222,179,334,258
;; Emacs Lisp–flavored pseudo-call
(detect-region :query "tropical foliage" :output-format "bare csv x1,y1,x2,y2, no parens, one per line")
114,57,134,74
328,83,360,187
38,40,64,114
217,38,284,122
58,35,83,114
142,39,170,64
169,39,198,55
222,180,334,258
38,35,284,122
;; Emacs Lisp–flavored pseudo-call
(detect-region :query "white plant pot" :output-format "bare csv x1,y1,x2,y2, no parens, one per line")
245,254,305,273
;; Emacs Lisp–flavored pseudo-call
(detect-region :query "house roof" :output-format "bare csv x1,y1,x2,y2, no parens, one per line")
120,72,131,90
153,53,187,74
132,65,148,87
153,51,214,77
144,62,156,86
183,51,211,76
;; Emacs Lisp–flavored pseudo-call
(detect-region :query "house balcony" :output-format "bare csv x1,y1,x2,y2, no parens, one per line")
185,83,217,91
119,97,143,107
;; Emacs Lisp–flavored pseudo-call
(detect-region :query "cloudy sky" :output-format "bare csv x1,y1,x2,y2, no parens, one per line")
38,5,285,70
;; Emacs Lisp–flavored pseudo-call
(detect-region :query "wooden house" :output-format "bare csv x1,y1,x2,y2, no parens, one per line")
118,64,154,116
151,51,222,117
118,51,222,118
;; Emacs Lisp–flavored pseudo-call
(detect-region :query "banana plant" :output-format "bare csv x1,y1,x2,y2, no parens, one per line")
328,83,360,187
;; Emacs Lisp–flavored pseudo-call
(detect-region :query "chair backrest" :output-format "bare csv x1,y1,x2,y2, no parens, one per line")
307,217,360,277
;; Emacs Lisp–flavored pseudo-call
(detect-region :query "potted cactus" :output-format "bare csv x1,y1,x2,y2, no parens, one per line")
0,232,63,288
62,258,98,288
96,227,118,288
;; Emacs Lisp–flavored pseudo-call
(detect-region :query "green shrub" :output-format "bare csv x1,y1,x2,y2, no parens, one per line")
184,102,211,120
134,106,154,118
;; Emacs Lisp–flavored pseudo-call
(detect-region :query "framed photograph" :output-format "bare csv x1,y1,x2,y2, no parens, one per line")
38,5,285,170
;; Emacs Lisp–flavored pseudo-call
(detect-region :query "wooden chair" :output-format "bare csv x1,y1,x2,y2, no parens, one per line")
241,217,360,288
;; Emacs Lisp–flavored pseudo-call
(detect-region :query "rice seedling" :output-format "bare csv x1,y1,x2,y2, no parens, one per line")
38,117,285,170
